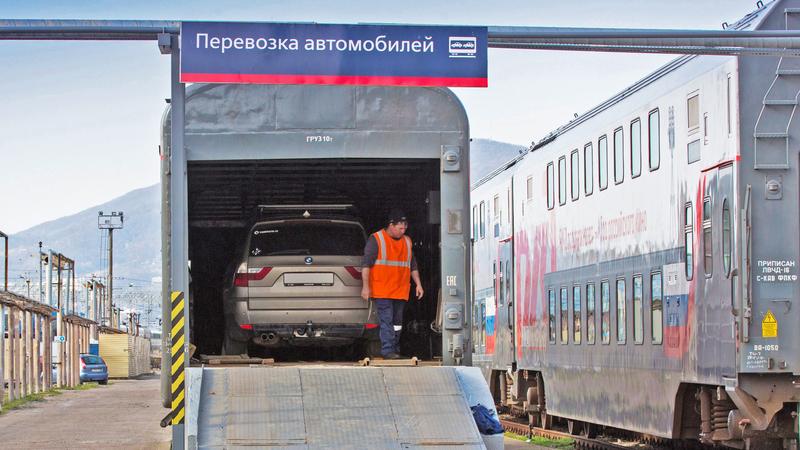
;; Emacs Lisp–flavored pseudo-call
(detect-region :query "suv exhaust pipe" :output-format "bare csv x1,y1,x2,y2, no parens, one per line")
253,332,280,346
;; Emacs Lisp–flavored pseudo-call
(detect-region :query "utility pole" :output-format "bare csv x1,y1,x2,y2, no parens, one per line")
0,230,8,291
98,211,123,328
43,250,75,388
20,276,30,298
38,241,43,302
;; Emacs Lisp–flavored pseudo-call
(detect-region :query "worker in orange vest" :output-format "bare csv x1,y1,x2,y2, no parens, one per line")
361,209,424,359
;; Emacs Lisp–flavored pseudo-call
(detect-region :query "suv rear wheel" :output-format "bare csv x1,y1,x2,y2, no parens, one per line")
363,337,382,358
222,333,248,356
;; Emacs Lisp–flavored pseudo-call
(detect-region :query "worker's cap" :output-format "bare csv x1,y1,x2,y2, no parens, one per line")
388,209,408,225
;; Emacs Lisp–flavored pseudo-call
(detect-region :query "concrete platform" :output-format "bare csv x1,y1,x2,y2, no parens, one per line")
0,374,170,449
503,436,552,449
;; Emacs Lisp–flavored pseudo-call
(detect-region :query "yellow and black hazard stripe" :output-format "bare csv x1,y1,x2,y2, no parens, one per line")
170,291,186,425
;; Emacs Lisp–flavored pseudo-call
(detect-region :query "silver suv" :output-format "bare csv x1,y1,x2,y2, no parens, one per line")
222,210,378,355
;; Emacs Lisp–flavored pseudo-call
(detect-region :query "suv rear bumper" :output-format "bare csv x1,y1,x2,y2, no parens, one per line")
240,306,370,325
250,323,369,347
228,297,376,326
225,298,379,346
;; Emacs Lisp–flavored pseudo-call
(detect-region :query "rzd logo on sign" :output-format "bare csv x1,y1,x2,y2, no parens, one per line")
449,37,477,58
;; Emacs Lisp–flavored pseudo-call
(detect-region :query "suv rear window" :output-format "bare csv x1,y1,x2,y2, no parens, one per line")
249,222,366,256
82,355,104,365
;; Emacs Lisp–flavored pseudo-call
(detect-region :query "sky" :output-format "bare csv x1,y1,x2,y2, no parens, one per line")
0,0,760,233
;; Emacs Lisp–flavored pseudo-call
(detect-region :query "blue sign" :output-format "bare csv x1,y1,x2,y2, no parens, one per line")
180,22,487,87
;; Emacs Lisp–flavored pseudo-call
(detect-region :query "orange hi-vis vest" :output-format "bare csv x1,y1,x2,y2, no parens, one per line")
369,229,412,301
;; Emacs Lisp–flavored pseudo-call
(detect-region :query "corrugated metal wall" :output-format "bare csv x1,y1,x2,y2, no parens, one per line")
100,333,152,378
130,335,151,377
100,334,129,378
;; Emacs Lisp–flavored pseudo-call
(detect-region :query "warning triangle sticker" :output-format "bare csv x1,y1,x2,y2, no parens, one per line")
764,310,777,323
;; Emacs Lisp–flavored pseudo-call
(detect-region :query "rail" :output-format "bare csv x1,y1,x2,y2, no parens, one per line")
499,417,661,450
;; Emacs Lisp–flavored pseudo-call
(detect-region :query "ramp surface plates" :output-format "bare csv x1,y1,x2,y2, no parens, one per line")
194,366,485,449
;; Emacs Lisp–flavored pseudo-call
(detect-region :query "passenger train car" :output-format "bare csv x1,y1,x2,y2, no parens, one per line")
471,2,800,448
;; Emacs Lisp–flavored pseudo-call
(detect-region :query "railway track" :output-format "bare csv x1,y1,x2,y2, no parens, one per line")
499,417,643,450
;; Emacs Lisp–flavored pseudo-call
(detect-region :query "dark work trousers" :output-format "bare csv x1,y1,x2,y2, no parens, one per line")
374,298,406,356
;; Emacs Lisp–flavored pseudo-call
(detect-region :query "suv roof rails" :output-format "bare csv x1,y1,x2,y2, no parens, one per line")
251,204,362,224
257,204,354,211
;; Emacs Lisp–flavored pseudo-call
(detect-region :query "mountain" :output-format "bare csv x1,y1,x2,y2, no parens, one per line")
8,184,161,288
6,138,523,292
470,138,527,183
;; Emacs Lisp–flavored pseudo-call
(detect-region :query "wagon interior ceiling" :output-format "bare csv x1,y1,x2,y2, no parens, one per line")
187,158,439,231
186,158,442,359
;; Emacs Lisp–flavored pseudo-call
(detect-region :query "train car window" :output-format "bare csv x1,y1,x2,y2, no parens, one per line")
723,199,732,277
616,278,627,344
558,156,567,206
493,262,498,300
688,139,701,164
526,176,534,202
613,127,624,185
560,287,569,344
506,189,511,224
685,202,694,280
688,93,700,132
570,150,580,201
598,135,608,190
584,143,594,196
703,196,713,277
630,119,642,178
547,163,555,210
498,261,503,307
472,205,477,240
633,275,643,344
493,194,501,237
479,201,486,239
648,109,660,171
548,289,556,343
573,286,581,344
651,272,663,345
726,75,732,136
586,283,596,344
601,281,610,344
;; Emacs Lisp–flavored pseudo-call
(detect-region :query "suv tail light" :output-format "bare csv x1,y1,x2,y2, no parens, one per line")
345,266,363,280
80,358,86,369
234,265,272,287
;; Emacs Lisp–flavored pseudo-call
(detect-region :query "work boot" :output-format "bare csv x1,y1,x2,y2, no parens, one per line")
384,352,402,360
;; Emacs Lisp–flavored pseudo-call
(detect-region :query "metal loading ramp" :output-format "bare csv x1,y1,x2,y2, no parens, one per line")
186,366,489,449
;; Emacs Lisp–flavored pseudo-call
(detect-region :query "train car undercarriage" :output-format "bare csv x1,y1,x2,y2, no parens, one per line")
490,369,799,449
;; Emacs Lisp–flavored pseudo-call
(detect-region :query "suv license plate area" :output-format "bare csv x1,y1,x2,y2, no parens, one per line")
283,272,334,286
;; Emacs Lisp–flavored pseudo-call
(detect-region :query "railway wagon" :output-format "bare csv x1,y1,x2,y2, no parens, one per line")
160,83,474,410
471,1,800,448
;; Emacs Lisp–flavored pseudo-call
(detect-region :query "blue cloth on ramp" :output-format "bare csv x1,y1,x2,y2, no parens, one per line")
471,404,504,435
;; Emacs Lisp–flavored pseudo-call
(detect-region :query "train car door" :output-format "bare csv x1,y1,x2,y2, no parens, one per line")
702,163,737,378
495,240,515,367
494,178,516,368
